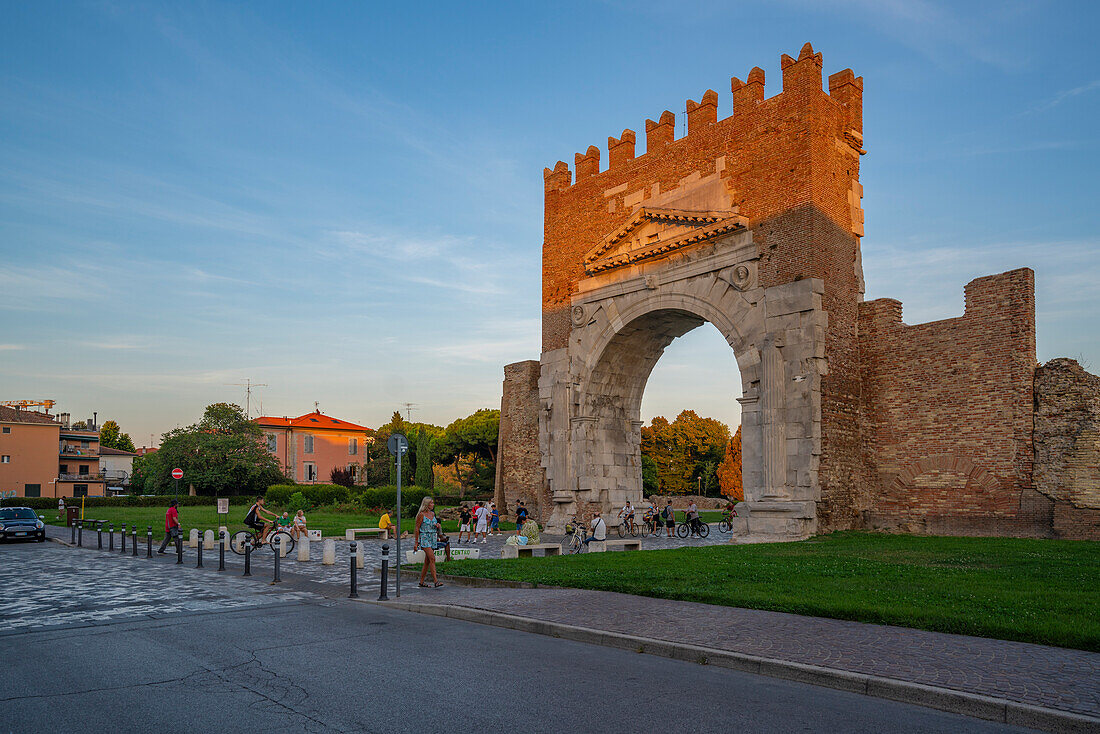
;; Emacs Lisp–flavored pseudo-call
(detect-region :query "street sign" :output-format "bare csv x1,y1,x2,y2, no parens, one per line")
387,433,409,455
217,498,229,514
171,468,184,480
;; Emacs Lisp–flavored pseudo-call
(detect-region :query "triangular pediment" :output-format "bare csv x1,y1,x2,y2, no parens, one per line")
584,206,747,275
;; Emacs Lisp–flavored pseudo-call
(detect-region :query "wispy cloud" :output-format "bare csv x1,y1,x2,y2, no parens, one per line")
0,344,26,351
1027,79,1100,114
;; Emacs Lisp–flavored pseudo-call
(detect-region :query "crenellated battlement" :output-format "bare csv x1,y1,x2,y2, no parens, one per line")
544,43,863,192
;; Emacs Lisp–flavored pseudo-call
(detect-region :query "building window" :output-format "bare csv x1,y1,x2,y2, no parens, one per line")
304,435,314,454
2,427,9,433
1,455,9,463
79,465,89,475
74,484,88,497
60,464,69,473
348,437,357,455
24,484,40,497
266,434,277,452
81,440,89,448
304,463,317,481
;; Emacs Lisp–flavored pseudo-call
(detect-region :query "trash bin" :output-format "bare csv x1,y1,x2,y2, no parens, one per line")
65,507,79,526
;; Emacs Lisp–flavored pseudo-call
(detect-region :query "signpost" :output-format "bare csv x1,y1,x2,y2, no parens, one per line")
217,497,229,529
171,468,183,501
387,433,409,598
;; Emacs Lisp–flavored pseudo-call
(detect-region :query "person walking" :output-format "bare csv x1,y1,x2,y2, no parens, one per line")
473,502,489,543
414,496,443,588
157,500,180,554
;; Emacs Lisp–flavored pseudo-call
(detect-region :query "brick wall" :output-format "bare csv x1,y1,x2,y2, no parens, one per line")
1034,358,1100,540
494,360,544,520
858,269,1040,535
541,44,869,531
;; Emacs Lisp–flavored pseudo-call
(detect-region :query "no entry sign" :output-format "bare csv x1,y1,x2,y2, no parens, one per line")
171,468,184,480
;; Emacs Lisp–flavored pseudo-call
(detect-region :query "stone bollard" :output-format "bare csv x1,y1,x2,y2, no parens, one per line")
275,533,289,558
297,534,309,562
354,541,365,569
322,539,335,565
188,528,199,549
203,529,215,550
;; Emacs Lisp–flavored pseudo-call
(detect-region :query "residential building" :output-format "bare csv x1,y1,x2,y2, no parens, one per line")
57,416,106,498
256,411,371,484
0,406,59,498
100,446,137,493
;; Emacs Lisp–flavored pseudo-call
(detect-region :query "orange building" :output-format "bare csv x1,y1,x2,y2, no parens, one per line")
56,418,106,498
256,411,371,484
0,406,60,498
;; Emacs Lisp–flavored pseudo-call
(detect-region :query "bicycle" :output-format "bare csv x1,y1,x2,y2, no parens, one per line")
230,526,296,555
675,512,710,539
718,508,738,534
616,513,638,538
563,518,585,554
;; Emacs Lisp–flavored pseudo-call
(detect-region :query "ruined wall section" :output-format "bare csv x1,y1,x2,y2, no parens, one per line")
494,360,545,520
1034,358,1100,540
542,44,868,530
858,269,1040,535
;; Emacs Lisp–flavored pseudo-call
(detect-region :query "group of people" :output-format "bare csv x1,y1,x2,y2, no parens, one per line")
456,501,499,543
244,496,311,543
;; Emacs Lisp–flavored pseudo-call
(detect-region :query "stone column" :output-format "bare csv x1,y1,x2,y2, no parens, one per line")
760,336,788,500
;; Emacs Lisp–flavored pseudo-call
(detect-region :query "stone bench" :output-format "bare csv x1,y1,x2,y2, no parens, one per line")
588,538,641,553
501,543,562,559
405,547,480,563
345,528,386,541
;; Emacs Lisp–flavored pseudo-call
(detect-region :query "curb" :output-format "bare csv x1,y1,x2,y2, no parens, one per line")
372,599,1099,734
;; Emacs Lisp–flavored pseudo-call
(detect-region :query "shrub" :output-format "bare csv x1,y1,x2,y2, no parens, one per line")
286,491,311,514
351,485,430,514
265,484,349,507
13,495,255,511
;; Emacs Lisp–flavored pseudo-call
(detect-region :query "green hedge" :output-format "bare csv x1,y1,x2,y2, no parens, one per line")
10,495,255,511
264,484,432,512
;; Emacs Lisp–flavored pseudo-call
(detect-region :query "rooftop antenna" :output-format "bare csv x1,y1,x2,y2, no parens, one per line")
314,401,320,413
225,379,268,418
402,402,417,422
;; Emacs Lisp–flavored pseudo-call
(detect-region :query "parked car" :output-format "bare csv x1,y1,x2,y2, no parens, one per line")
0,507,46,542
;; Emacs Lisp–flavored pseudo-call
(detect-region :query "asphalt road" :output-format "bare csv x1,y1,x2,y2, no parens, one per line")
0,542,1038,733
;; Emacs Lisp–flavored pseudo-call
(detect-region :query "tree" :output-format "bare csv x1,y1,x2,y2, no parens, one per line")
330,466,355,487
99,420,137,453
717,426,743,501
415,430,433,489
640,410,730,495
435,409,499,495
133,403,284,496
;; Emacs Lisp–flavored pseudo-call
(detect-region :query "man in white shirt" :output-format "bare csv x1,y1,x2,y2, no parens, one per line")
687,501,702,535
583,511,606,548
474,502,489,543
619,501,635,534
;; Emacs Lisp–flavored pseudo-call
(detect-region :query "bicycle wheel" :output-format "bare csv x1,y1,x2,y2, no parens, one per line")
698,523,710,538
565,534,582,554
628,523,638,537
676,523,689,539
616,522,626,538
269,530,295,555
718,519,732,534
230,531,252,555
639,520,650,538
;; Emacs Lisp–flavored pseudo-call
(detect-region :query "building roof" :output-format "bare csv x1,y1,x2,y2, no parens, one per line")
99,446,138,457
256,410,371,432
0,406,59,425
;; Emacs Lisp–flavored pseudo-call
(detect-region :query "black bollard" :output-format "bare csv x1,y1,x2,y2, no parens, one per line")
120,524,126,553
378,544,390,601
176,532,183,564
243,541,252,577
97,523,103,549
109,524,114,551
218,531,225,571
196,534,203,568
132,527,138,556
349,541,359,598
70,520,76,545
77,520,83,547
146,526,152,558
272,539,281,584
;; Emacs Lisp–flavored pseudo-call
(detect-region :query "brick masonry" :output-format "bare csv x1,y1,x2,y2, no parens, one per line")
495,43,1099,540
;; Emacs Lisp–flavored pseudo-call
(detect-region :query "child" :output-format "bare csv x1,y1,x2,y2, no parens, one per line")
490,503,500,535
458,506,472,543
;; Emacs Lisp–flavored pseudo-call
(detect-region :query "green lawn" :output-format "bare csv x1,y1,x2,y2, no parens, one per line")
437,532,1100,651
42,505,482,537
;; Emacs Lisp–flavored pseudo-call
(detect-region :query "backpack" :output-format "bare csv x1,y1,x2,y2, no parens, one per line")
661,506,671,520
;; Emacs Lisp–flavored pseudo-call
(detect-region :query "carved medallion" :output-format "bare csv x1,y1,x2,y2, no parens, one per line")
571,304,587,327
722,263,754,291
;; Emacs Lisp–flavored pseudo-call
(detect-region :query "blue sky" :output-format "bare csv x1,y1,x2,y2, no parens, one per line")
1,1,1097,444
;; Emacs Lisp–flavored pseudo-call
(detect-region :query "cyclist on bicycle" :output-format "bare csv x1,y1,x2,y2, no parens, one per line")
244,496,278,546
619,501,636,534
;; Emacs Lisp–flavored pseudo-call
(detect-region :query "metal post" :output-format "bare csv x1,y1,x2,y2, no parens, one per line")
272,540,281,584
218,531,225,571
146,526,152,558
120,524,126,553
349,542,359,598
77,520,83,547
97,523,103,549
71,520,76,545
109,524,114,551
196,535,203,568
132,527,138,556
396,448,402,598
176,532,183,564
378,544,390,601
243,541,252,576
